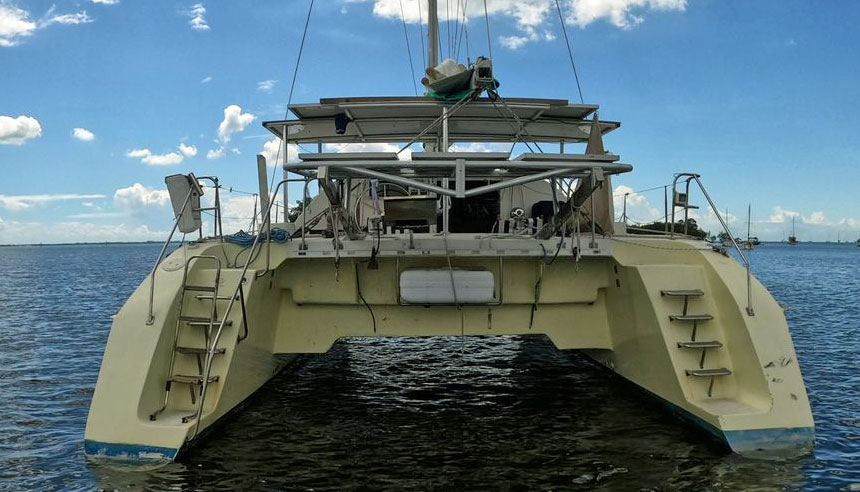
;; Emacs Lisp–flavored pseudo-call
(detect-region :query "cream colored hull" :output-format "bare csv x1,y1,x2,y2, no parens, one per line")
84,234,813,461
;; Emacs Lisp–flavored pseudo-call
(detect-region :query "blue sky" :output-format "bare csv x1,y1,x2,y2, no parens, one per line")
1,0,858,243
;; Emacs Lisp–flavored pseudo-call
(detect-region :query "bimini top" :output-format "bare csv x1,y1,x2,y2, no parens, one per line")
262,96,620,145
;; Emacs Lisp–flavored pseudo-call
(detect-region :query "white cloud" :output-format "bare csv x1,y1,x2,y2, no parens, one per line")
179,143,198,158
259,137,298,167
768,206,799,224
126,148,151,159
40,8,93,27
0,217,169,244
0,114,41,145
142,152,183,166
66,211,125,219
450,142,510,153
217,104,256,144
72,127,95,141
220,195,259,233
114,183,170,209
90,0,119,4
1,4,92,47
803,211,827,226
206,146,225,160
324,142,412,160
612,184,660,223
499,35,531,50
127,142,198,165
257,80,277,92
0,4,36,46
568,0,686,29
835,218,860,230
0,193,105,211
186,3,209,31
201,76,212,84
126,148,183,166
362,0,686,51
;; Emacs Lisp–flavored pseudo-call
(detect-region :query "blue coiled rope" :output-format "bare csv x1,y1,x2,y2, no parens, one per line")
223,228,291,247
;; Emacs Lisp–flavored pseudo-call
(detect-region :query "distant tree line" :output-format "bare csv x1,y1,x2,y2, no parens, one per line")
627,219,709,240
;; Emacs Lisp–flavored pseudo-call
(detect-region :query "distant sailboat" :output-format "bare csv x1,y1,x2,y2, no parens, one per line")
788,216,798,245
742,204,755,250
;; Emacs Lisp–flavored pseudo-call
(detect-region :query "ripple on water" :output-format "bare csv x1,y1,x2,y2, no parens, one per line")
0,242,858,491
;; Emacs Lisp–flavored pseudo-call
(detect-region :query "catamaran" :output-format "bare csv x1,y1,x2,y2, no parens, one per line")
84,1,814,462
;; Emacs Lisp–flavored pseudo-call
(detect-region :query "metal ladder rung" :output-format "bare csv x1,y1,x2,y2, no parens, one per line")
179,315,232,326
195,294,237,301
661,289,704,297
187,320,232,328
170,374,219,385
669,314,713,322
685,368,731,377
176,347,226,355
179,315,219,323
183,285,217,293
677,341,722,349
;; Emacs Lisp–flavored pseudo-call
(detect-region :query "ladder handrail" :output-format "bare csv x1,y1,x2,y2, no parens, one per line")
146,188,194,325
191,178,291,438
670,173,754,317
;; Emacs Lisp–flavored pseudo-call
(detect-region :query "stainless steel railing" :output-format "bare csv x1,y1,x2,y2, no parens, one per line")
670,173,754,316
146,188,193,325
145,176,225,325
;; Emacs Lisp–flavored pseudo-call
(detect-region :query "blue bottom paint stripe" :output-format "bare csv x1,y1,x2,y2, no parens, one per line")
84,440,179,461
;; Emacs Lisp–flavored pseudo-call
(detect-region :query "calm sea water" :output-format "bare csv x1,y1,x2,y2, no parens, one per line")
0,242,857,491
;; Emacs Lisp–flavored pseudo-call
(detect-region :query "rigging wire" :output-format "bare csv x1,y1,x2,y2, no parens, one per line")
453,0,462,60
455,0,469,61
268,0,316,209
553,0,584,104
399,0,419,95
417,0,426,69
612,183,673,197
445,0,451,59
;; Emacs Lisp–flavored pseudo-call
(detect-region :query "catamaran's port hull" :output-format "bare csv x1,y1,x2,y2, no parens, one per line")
84,235,814,462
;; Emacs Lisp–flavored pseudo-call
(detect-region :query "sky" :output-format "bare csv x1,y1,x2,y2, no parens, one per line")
1,0,858,244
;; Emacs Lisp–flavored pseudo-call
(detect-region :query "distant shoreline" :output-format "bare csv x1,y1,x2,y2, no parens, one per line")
0,241,177,247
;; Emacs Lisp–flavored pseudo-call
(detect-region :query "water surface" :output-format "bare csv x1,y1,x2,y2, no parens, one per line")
0,242,858,491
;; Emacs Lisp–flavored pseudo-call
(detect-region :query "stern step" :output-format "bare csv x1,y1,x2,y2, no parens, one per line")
178,315,233,327
170,374,220,385
669,314,713,322
176,347,226,355
677,341,723,349
685,368,731,377
182,285,217,292
661,289,704,297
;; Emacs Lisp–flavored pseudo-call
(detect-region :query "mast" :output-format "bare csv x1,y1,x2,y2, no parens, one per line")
747,204,751,243
427,0,439,68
